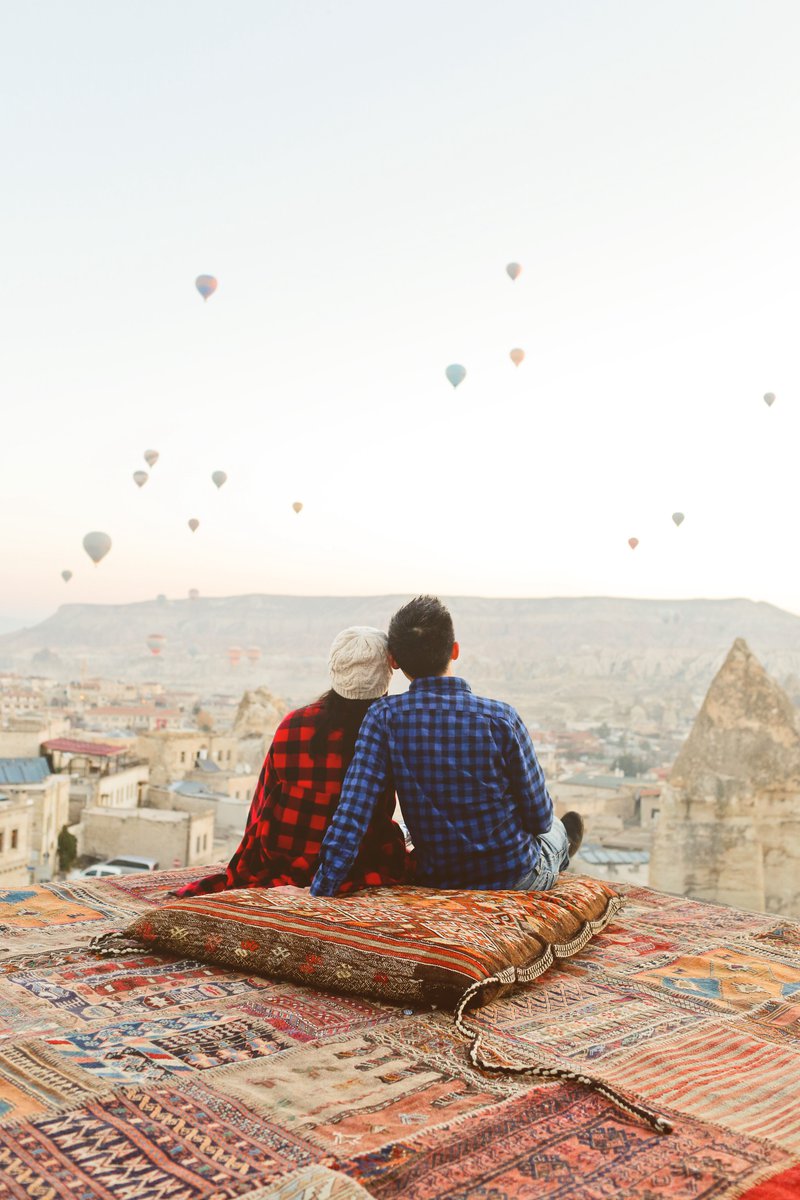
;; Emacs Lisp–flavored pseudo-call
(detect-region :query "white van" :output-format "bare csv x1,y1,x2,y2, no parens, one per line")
74,856,159,878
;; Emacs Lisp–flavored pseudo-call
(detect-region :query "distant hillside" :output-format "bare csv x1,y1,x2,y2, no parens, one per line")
2,595,800,726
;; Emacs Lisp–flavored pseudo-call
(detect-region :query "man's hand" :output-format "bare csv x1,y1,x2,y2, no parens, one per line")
270,885,310,897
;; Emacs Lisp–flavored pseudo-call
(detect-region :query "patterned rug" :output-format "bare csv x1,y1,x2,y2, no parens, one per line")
1,872,798,1199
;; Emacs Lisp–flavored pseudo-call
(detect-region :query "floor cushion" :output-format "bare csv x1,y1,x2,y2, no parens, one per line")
92,874,622,1012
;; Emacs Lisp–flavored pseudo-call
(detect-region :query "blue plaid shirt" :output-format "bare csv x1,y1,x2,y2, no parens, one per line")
310,675,553,895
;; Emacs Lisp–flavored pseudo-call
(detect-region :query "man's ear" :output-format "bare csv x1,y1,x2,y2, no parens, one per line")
389,653,400,670
451,641,460,662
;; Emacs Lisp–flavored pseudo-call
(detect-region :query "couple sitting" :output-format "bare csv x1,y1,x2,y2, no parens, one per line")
175,596,583,902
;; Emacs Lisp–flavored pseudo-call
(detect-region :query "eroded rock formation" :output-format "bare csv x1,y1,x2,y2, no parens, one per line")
233,687,287,767
650,638,800,916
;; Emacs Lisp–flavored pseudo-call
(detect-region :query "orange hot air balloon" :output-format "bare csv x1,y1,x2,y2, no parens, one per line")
628,537,639,550
188,518,200,532
228,645,242,668
146,633,166,656
292,501,303,514
246,645,261,664
509,348,525,367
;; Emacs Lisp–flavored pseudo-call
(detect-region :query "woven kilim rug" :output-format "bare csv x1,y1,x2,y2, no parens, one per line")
1,871,799,1199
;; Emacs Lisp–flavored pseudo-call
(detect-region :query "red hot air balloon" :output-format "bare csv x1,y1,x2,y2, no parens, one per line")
228,646,242,668
146,633,166,656
628,538,639,550
509,348,525,367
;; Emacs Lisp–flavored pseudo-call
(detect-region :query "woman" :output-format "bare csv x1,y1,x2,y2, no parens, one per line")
173,627,411,898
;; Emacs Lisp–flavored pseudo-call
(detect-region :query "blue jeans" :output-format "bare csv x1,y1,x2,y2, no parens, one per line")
514,818,570,891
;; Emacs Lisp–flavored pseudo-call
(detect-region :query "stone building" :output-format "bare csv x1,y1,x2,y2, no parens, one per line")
650,638,800,917
0,791,32,886
77,805,215,870
0,758,70,882
42,738,150,825
136,730,241,786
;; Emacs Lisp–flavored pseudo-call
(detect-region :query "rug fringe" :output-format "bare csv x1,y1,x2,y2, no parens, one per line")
88,930,143,957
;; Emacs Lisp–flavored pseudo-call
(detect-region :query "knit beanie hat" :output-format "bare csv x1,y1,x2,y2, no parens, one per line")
328,626,392,700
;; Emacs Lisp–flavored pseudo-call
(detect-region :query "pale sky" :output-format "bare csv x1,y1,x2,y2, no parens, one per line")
3,1,800,623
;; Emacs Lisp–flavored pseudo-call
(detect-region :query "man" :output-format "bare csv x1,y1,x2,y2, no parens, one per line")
310,595,583,897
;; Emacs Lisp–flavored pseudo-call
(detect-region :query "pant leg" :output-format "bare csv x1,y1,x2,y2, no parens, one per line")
515,817,570,891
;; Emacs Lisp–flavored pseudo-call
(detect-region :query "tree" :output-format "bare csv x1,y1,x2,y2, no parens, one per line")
57,826,78,875
611,754,649,778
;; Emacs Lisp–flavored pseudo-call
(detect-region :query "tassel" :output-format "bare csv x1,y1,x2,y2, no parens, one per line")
454,978,673,1136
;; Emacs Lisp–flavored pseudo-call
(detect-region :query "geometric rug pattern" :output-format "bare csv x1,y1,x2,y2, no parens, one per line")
1,872,799,1199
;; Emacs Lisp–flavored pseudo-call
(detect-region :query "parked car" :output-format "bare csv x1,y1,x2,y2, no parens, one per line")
72,856,159,878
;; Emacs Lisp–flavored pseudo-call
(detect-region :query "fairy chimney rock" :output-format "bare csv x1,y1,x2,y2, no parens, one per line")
670,638,800,799
651,638,800,916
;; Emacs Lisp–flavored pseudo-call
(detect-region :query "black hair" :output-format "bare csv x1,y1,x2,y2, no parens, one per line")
309,690,376,761
388,595,455,678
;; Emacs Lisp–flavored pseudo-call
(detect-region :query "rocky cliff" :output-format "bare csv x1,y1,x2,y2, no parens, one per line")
651,639,800,916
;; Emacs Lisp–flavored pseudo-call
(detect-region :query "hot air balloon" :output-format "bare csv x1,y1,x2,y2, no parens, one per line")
628,538,639,550
188,588,199,601
445,364,466,388
195,275,218,301
506,263,522,281
246,646,262,664
61,570,72,583
133,471,148,488
228,645,242,668
763,392,776,407
672,512,685,527
509,348,525,367
212,470,227,489
188,518,200,532
146,633,166,656
156,594,168,607
292,501,303,514
82,531,112,565
144,450,159,468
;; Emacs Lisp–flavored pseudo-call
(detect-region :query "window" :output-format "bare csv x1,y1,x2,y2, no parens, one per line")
226,750,231,762
180,751,186,764
202,834,208,851
195,836,201,854
0,831,4,852
11,829,18,849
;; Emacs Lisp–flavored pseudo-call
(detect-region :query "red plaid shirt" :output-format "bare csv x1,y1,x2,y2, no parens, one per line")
175,701,412,898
